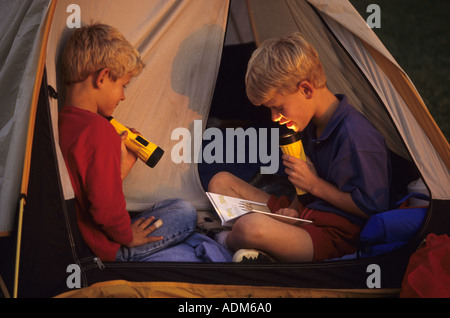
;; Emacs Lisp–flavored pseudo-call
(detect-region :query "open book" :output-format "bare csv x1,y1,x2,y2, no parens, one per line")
206,192,313,227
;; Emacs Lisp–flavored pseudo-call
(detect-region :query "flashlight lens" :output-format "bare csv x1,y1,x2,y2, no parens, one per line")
145,147,164,168
279,132,302,145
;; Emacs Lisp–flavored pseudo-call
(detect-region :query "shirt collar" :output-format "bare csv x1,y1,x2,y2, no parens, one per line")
306,94,351,142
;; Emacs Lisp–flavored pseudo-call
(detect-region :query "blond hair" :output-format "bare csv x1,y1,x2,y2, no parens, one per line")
245,32,327,105
61,23,144,85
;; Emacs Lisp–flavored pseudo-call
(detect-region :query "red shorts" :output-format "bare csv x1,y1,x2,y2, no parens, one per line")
268,195,361,261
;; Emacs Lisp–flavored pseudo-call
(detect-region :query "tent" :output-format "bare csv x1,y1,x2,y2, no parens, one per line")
0,0,449,298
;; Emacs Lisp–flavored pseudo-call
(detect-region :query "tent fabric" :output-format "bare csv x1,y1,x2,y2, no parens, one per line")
224,0,254,46
246,0,450,200
56,280,400,298
17,71,78,298
45,0,230,211
0,0,53,235
313,6,450,200
310,0,450,172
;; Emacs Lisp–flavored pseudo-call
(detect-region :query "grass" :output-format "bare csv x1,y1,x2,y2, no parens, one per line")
350,0,450,141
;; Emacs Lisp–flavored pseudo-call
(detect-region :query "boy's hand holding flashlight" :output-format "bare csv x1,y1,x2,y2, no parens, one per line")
279,132,316,205
108,116,164,168
120,130,138,180
282,154,318,195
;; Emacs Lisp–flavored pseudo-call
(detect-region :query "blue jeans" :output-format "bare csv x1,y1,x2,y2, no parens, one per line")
115,198,197,262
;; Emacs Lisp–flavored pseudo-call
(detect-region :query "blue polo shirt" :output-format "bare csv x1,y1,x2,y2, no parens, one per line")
303,95,391,226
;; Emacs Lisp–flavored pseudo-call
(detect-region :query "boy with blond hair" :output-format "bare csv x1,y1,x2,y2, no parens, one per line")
59,23,197,262
209,32,390,262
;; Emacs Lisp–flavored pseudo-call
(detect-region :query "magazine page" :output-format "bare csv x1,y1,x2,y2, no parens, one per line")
206,192,312,227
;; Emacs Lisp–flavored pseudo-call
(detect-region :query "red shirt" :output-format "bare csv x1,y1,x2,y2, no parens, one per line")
59,106,132,261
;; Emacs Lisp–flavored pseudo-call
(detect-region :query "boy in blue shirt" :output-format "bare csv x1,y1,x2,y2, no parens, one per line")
208,32,390,262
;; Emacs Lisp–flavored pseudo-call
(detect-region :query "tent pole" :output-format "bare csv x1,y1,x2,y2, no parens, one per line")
13,198,25,298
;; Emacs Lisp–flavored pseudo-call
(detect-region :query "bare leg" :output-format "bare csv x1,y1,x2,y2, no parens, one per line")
208,171,272,204
228,213,314,262
208,172,314,262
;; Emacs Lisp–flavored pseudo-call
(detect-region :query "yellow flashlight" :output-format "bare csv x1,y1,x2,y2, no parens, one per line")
107,117,164,168
279,131,315,205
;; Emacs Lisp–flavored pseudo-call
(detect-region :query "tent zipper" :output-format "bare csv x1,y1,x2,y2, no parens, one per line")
78,256,105,271
93,257,105,270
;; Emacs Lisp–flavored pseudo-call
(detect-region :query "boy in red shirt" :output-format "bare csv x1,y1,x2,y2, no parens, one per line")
59,23,197,262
